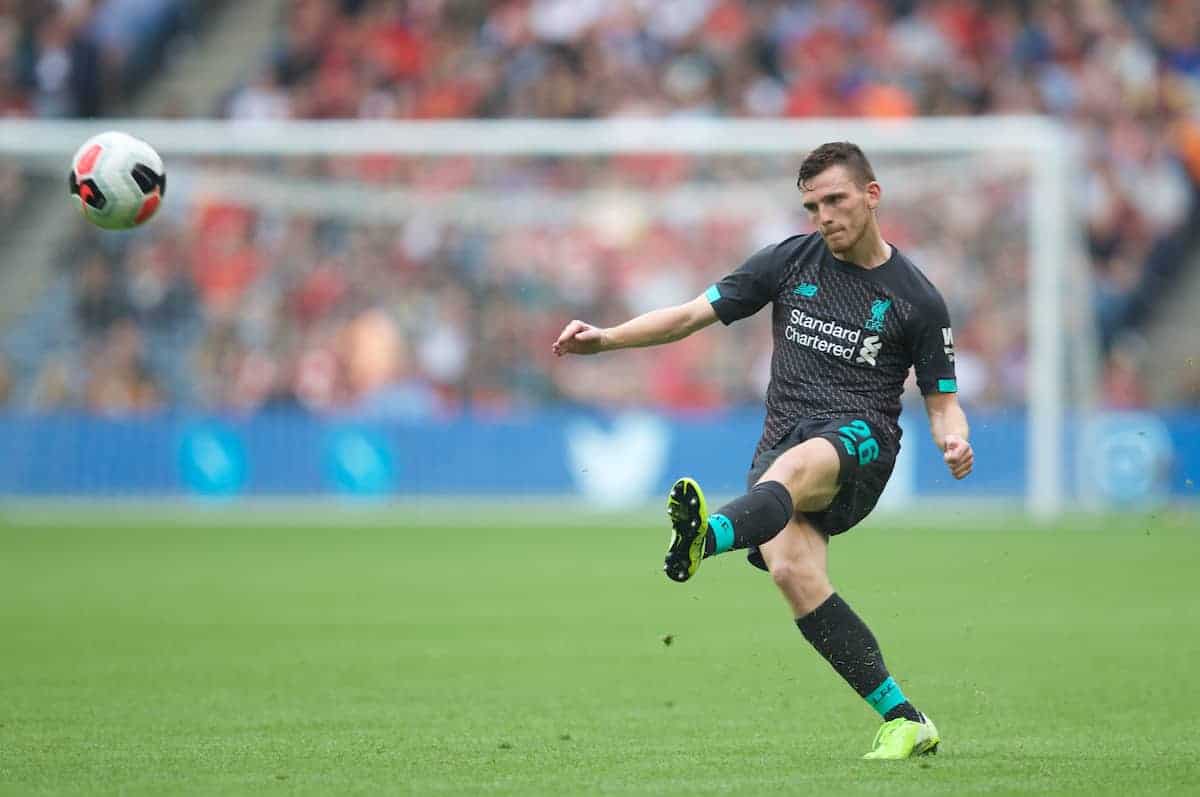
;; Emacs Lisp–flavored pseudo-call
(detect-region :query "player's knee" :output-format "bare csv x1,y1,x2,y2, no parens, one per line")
769,556,830,599
763,459,836,511
762,455,811,496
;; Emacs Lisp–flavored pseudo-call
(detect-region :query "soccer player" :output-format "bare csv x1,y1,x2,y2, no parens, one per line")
552,142,973,760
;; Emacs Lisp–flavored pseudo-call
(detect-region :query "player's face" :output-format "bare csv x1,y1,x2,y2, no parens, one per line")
800,165,880,256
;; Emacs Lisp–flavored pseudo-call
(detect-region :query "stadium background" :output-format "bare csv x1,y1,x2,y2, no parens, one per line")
1,1,1198,794
0,0,1197,505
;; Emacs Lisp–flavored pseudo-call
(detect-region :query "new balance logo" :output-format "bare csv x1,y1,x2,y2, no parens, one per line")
794,283,818,298
856,335,881,366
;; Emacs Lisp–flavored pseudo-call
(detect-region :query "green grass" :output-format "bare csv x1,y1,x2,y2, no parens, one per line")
2,506,1199,795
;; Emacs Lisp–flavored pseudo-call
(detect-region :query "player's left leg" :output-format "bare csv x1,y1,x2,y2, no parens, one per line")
758,517,939,759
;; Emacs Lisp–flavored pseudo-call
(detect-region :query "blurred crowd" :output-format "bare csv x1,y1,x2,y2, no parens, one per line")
0,0,195,117
3,0,1200,416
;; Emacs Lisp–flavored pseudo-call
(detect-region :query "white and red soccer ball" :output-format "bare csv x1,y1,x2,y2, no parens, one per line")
68,131,165,230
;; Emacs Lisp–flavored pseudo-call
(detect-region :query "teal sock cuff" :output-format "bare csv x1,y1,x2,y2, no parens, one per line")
865,676,906,717
709,513,734,554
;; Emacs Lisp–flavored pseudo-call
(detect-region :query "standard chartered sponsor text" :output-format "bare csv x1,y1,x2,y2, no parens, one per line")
785,308,862,361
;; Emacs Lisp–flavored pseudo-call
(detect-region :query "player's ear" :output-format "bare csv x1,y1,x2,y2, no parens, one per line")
865,181,882,210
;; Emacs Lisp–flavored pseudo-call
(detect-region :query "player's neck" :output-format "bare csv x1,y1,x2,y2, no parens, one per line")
831,229,891,270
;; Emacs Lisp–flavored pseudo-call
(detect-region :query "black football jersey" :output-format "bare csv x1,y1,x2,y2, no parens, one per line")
706,233,958,460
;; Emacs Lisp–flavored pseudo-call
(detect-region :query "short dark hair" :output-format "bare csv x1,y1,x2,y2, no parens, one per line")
796,142,876,191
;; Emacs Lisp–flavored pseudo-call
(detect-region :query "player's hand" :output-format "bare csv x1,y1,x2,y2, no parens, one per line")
942,434,974,480
553,320,608,356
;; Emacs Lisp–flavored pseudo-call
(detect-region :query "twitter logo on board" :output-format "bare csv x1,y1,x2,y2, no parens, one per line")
566,414,670,508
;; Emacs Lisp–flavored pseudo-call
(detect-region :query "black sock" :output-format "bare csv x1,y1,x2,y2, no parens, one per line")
702,480,793,557
795,593,922,723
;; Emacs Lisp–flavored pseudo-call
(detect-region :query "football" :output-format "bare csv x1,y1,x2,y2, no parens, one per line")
68,131,166,230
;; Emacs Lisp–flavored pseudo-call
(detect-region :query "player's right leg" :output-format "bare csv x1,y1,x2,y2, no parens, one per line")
662,437,841,582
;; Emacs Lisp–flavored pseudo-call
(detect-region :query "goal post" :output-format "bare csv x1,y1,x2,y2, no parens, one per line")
0,117,1087,516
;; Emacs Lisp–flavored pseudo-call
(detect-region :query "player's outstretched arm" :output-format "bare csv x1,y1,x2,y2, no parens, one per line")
552,294,718,356
924,392,973,480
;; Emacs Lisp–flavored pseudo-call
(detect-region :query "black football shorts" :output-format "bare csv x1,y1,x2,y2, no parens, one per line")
745,415,897,571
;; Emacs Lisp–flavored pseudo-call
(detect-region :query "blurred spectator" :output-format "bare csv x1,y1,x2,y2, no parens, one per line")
5,0,198,119
74,253,131,338
1101,335,1152,410
84,318,162,415
341,307,442,418
30,354,76,411
227,66,291,121
28,3,102,118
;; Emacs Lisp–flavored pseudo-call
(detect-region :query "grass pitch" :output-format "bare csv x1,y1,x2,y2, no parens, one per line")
1,505,1198,795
